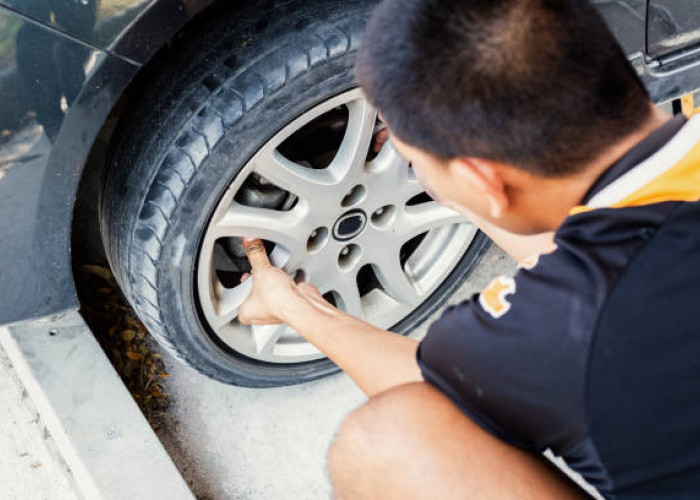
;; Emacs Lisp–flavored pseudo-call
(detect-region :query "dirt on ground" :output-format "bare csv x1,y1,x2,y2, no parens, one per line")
77,265,170,431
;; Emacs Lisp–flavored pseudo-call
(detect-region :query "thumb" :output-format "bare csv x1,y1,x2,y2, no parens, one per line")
243,238,270,270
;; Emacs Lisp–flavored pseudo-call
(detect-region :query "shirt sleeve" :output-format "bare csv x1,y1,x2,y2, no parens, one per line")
418,249,601,452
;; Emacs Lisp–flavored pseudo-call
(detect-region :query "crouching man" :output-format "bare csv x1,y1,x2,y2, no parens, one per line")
238,0,700,497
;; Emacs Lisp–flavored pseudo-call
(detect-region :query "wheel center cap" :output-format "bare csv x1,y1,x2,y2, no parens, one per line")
333,209,367,241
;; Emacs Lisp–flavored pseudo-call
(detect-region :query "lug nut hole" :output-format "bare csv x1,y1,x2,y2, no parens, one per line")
293,270,307,283
341,185,367,208
307,227,329,253
371,205,397,229
339,244,362,271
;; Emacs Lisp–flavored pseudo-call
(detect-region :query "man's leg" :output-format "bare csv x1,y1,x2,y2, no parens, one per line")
329,382,589,499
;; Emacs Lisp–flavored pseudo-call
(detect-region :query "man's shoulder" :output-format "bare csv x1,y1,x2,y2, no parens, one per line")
418,245,604,451
427,199,685,359
473,241,612,332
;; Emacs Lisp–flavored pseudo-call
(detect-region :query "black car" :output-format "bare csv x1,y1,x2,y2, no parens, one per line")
0,0,698,387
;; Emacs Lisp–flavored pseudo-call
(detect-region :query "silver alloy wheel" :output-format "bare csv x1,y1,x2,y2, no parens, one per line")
197,89,477,364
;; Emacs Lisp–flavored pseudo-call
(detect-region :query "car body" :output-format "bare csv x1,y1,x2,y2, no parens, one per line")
1,0,699,365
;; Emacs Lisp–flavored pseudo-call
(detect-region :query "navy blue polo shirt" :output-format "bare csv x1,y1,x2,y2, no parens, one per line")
418,113,700,498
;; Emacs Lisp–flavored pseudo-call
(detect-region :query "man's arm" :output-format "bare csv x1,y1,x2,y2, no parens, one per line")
238,239,422,398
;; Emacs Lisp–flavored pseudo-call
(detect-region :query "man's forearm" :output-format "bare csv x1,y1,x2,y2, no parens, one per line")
280,293,423,398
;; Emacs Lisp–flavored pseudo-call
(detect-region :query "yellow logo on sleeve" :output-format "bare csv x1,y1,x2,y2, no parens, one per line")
479,276,516,319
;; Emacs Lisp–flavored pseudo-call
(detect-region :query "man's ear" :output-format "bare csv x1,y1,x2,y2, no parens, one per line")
448,157,509,218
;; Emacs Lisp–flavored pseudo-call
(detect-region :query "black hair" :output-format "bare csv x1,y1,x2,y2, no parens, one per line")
356,0,652,176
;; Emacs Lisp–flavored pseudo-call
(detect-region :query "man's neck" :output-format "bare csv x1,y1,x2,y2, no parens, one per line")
530,105,672,231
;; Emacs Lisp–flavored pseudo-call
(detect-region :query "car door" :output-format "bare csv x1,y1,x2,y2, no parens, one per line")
593,0,647,56
648,0,700,59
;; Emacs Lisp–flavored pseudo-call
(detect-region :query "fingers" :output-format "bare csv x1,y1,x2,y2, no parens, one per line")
243,238,270,270
240,273,251,283
372,128,390,153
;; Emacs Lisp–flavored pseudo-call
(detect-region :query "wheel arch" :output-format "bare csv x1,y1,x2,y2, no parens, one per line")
77,0,389,385
71,0,280,267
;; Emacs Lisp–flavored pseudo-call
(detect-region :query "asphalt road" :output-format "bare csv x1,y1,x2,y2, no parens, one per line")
155,245,517,499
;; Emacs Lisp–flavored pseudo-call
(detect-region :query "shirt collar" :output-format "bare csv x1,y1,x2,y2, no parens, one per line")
580,113,688,205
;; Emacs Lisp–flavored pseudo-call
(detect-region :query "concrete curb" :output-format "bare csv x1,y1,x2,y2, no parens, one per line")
0,311,194,500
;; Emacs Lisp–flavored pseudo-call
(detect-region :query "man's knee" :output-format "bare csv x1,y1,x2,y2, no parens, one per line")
329,383,460,499
329,383,441,474
329,383,588,499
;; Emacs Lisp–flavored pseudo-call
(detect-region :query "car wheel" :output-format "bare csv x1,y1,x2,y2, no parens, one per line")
101,0,490,386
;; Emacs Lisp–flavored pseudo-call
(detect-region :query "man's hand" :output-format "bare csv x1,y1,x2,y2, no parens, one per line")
237,238,422,398
237,238,302,325
238,238,338,325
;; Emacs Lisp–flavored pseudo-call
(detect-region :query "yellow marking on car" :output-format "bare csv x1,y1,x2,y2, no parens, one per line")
681,92,700,117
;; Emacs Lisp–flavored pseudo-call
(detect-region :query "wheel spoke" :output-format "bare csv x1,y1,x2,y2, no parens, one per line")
208,279,252,330
370,141,408,174
331,280,364,320
327,98,377,183
368,142,425,202
396,202,467,243
210,309,238,331
212,203,307,261
251,324,286,355
402,176,427,202
254,147,335,202
209,283,289,355
372,252,421,306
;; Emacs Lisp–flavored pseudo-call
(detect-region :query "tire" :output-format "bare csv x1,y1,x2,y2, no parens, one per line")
101,0,490,387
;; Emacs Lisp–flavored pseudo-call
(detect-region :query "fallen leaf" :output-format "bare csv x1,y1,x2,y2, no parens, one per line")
121,329,137,342
125,351,144,361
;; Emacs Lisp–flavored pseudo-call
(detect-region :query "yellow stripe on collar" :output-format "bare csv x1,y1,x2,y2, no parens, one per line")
569,125,700,216
608,141,700,209
569,205,594,216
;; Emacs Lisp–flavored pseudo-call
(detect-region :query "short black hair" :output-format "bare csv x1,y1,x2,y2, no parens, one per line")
356,0,652,176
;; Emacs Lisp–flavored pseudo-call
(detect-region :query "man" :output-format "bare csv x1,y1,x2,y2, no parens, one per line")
238,0,700,497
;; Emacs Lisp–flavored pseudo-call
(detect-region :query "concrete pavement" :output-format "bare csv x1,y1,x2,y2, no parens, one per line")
0,346,77,500
1,244,599,499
